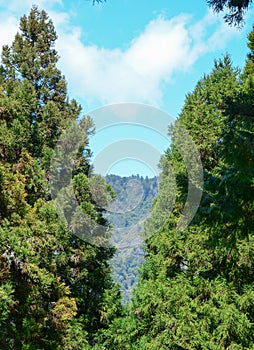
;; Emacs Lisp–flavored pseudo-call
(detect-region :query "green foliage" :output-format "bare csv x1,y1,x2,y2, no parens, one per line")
1,5,253,350
99,28,254,349
1,5,81,168
0,6,121,349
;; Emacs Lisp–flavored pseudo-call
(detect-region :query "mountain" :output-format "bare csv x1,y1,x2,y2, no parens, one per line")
105,174,158,303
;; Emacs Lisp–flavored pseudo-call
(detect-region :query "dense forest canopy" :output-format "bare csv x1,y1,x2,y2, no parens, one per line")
0,4,253,350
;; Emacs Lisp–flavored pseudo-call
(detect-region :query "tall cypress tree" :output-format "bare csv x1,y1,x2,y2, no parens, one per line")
1,6,81,164
0,6,121,349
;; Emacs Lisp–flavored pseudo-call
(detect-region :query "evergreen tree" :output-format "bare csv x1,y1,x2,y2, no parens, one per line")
0,6,121,349
0,6,81,168
99,29,254,349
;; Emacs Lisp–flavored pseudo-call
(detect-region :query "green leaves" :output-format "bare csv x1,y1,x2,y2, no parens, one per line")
102,27,254,350
0,6,122,348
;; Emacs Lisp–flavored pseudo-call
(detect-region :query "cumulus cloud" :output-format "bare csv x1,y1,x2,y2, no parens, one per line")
0,2,239,108
0,14,19,50
55,11,239,107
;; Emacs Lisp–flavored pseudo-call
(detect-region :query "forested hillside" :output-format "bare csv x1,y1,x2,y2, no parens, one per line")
105,175,158,302
0,5,253,350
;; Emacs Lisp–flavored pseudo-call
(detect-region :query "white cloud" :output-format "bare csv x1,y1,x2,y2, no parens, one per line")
0,15,19,49
190,10,239,55
55,12,240,107
0,3,240,108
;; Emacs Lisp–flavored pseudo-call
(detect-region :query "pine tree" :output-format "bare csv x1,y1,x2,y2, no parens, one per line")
0,6,121,349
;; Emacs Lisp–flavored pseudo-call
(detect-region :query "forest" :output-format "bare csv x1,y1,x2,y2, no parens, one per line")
106,174,158,303
0,4,253,350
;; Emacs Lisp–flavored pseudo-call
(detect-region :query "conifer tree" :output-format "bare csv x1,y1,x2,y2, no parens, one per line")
131,31,253,350
1,5,82,167
98,29,254,350
0,6,121,349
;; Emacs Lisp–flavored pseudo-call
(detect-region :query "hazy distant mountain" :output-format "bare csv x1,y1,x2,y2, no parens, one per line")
105,174,159,303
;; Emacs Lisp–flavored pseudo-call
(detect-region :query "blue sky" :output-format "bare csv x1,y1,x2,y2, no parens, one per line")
0,0,253,177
